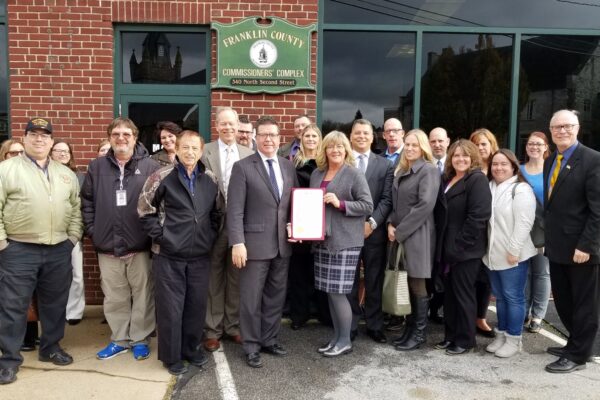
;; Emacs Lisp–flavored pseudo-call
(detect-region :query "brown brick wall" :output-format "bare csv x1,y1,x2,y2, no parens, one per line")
6,0,318,304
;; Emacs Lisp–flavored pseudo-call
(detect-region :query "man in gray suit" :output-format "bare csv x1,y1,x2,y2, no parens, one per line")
227,116,298,368
277,114,311,160
348,119,394,343
201,107,254,352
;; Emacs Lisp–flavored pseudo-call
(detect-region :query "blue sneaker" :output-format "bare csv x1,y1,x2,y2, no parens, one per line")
132,344,150,360
97,342,128,360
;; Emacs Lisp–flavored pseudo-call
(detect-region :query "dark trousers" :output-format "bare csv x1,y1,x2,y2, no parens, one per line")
239,256,289,354
475,262,491,319
153,254,210,364
348,241,387,331
550,261,600,364
443,258,480,349
0,240,73,368
288,248,314,324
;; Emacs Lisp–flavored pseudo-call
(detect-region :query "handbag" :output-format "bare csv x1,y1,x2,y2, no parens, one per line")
382,241,411,316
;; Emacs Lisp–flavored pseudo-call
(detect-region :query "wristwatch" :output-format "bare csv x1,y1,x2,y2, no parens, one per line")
368,217,377,230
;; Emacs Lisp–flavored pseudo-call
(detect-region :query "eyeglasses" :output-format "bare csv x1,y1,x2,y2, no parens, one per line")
110,132,134,139
8,151,23,157
549,124,578,132
526,142,546,148
52,149,70,155
384,129,403,135
256,133,279,139
27,132,52,140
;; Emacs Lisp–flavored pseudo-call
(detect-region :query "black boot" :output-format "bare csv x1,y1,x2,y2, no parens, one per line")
395,296,429,351
392,314,413,345
21,321,38,352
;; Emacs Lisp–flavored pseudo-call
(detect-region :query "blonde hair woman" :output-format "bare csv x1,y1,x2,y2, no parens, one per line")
388,129,440,351
309,131,372,357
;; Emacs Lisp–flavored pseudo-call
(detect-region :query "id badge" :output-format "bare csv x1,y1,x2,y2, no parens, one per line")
116,190,127,206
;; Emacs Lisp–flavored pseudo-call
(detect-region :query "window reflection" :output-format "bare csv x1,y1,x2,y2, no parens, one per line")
128,103,199,153
122,32,206,84
322,31,415,151
420,33,514,147
517,35,600,155
324,0,600,29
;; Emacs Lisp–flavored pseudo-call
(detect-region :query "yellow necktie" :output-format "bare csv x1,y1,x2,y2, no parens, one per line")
549,154,563,193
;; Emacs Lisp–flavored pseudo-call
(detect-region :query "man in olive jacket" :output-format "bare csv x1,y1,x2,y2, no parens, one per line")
0,117,82,385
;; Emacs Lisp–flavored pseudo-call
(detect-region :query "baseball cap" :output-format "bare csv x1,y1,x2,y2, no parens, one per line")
25,118,53,134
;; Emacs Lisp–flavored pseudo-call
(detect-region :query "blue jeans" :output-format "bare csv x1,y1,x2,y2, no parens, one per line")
488,260,529,336
525,253,551,320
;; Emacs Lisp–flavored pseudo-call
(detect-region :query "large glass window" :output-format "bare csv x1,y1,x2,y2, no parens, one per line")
322,31,415,149
121,32,207,84
324,0,600,29
517,35,600,154
420,33,514,146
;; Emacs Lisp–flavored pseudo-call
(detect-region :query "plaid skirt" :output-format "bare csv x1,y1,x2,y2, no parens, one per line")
314,244,361,294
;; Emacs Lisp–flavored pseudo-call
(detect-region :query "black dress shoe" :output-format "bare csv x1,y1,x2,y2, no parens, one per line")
476,327,496,338
366,329,387,344
163,361,188,375
186,351,209,368
435,340,452,350
39,348,73,366
546,346,565,357
545,357,586,373
445,344,471,355
20,343,36,352
322,344,353,357
261,343,287,356
246,352,263,368
350,329,358,341
67,319,82,326
0,367,18,385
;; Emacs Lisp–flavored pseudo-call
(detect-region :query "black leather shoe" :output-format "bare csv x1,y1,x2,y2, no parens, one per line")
186,351,209,368
0,367,18,385
322,344,353,357
20,343,36,352
435,340,452,350
261,343,287,357
67,319,82,326
545,357,586,373
164,361,188,375
366,329,387,344
39,348,73,366
547,346,565,357
445,344,471,355
476,327,496,338
246,352,263,368
350,329,358,341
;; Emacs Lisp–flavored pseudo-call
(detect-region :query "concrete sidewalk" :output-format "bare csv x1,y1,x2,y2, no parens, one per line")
2,306,174,400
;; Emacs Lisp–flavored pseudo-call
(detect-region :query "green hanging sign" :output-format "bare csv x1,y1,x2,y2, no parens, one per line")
212,17,316,94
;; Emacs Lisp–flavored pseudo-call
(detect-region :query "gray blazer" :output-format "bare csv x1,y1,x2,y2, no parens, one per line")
227,152,298,260
310,164,374,252
201,140,254,199
388,158,440,278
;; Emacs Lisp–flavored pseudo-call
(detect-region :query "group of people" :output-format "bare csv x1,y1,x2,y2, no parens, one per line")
0,108,598,385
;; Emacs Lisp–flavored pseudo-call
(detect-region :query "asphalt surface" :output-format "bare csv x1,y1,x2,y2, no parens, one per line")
171,300,600,400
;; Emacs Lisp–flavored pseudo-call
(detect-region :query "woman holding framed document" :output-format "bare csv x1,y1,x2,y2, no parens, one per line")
387,129,440,351
309,131,373,357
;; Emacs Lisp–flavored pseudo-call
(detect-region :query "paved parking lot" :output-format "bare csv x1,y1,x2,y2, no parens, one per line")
172,304,600,400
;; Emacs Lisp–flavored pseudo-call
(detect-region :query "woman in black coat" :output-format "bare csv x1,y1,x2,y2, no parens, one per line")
434,139,491,355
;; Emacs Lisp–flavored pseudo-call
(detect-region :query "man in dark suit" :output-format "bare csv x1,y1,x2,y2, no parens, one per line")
227,116,298,368
277,114,311,161
543,109,600,373
201,107,254,352
348,119,394,343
